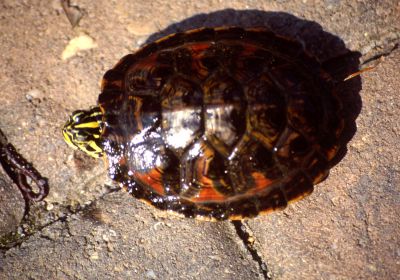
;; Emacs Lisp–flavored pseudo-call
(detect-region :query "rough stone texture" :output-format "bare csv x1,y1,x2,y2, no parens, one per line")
1,191,262,279
0,0,399,279
0,175,24,236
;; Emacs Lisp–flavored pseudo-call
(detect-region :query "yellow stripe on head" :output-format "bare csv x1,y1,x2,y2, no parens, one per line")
75,122,101,129
62,107,104,158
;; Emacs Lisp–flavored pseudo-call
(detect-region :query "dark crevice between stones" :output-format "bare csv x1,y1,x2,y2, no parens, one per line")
232,220,271,280
361,41,399,65
0,185,120,252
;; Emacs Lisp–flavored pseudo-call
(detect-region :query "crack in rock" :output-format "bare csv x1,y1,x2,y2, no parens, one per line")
0,185,120,252
361,40,399,65
232,220,271,280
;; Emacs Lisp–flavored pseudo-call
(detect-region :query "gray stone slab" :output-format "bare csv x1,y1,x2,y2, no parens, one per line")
0,175,24,237
1,191,262,279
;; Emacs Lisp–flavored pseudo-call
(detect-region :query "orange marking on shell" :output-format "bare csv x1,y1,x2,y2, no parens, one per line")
188,146,228,203
134,169,165,195
190,184,227,203
240,44,258,56
131,54,158,69
248,172,274,194
189,42,211,53
190,43,212,78
131,97,144,131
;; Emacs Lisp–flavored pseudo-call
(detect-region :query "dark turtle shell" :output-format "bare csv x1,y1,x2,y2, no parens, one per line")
98,27,343,220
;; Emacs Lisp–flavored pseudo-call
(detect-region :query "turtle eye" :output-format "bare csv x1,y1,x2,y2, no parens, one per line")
71,111,85,123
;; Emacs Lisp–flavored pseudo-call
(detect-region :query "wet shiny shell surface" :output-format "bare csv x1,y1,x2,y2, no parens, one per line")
98,27,343,220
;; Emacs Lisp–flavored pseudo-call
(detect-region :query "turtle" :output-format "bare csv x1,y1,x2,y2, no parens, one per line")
62,27,347,220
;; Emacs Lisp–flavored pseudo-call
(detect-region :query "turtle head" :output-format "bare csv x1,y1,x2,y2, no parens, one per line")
62,107,104,158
